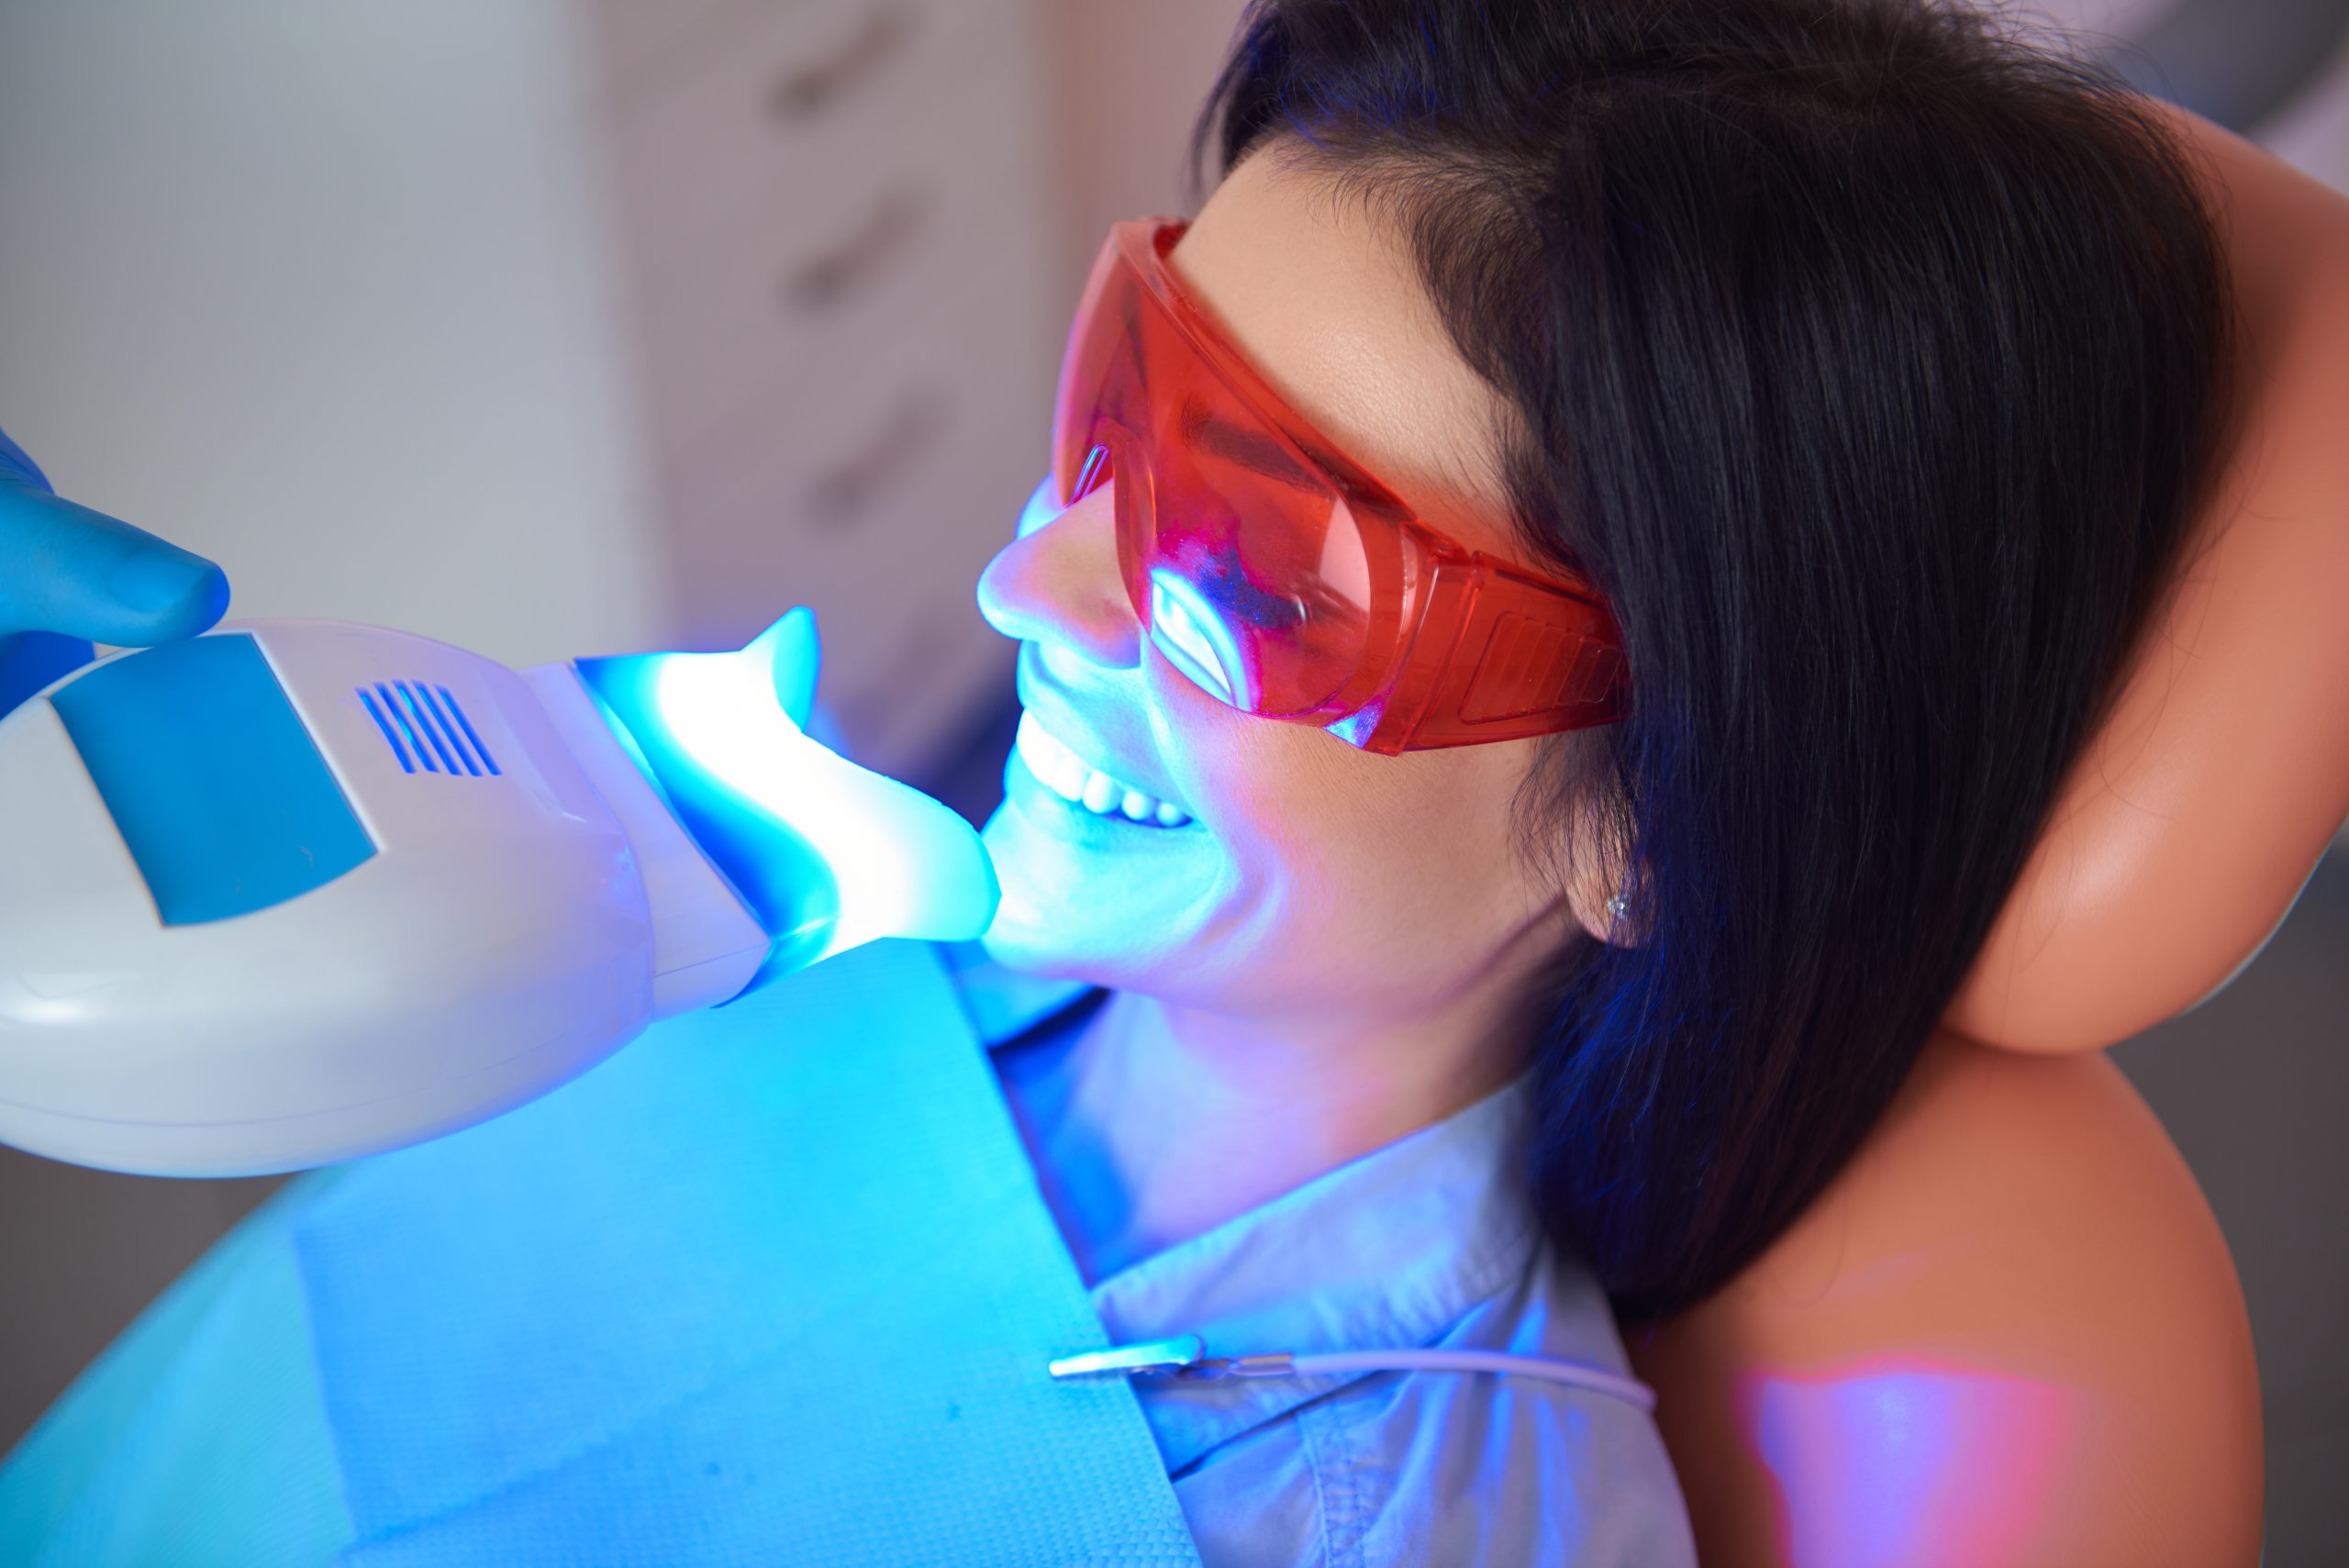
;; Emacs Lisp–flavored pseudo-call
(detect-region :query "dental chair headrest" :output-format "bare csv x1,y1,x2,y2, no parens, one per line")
1948,109,2349,1053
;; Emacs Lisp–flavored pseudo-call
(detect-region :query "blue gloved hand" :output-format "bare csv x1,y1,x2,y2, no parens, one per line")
0,425,230,717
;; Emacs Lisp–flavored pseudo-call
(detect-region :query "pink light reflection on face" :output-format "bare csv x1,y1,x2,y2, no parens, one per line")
1744,1356,2081,1567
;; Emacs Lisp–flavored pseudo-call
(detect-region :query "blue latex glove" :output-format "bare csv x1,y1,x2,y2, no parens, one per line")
0,425,229,717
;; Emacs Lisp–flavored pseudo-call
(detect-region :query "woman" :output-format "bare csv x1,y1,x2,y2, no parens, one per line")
0,0,2234,1562
976,0,2230,1555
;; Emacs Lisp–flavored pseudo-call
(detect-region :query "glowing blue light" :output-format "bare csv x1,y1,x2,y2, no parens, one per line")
577,609,997,995
1147,569,1252,709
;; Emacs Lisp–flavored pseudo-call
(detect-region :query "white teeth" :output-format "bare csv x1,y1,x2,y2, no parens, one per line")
1014,711,1193,828
1050,750,1085,801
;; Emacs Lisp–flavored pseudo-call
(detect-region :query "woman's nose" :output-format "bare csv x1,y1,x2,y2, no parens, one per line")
975,477,1141,669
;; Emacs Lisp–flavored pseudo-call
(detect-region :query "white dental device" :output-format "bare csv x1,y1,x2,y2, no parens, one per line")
0,613,996,1177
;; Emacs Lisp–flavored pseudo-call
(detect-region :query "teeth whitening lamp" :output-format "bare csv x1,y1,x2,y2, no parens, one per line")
0,612,997,1177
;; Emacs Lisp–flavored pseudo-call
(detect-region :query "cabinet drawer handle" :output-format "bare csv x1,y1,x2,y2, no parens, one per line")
785,188,929,314
806,387,951,530
768,4,918,124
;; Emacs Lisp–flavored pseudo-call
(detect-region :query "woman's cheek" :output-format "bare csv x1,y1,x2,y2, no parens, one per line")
1142,652,1305,828
1137,648,1550,984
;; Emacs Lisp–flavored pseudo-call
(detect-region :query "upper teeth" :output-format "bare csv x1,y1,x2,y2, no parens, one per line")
1017,712,1192,828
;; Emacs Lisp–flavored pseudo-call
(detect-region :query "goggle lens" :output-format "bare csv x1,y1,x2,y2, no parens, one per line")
1054,243,1380,719
1044,220,1628,753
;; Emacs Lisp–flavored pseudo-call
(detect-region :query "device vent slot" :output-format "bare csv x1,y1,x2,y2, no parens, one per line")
396,683,464,773
360,686,420,772
378,684,439,772
357,682,502,776
429,685,501,775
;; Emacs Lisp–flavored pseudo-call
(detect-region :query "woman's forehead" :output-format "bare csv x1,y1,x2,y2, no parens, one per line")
1167,149,1522,556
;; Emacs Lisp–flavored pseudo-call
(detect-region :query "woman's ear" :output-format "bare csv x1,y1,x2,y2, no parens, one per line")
1553,811,1641,945
1564,862,1641,946
1520,734,1642,945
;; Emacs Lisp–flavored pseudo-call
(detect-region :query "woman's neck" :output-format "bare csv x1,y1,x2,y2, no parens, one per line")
995,979,1530,1284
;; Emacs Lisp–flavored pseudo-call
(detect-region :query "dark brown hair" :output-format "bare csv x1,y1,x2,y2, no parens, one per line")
1198,0,2238,1318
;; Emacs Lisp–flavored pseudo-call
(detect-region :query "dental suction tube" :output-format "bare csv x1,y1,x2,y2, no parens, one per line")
0,614,996,1177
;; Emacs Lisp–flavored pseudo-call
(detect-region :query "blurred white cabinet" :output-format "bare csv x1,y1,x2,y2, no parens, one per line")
0,0,1062,776
576,0,1062,773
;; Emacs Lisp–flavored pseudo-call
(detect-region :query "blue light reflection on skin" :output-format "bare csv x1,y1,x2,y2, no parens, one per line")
577,608,998,998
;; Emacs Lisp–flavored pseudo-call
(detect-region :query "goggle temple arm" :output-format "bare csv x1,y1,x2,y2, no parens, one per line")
1363,555,1629,753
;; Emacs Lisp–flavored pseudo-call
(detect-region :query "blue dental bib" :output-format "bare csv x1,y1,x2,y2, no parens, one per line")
1,941,1197,1566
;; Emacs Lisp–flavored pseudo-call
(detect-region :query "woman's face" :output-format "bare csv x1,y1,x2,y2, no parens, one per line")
975,150,1598,1029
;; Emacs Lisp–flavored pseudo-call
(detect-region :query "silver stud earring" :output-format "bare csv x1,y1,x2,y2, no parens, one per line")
1605,894,1630,920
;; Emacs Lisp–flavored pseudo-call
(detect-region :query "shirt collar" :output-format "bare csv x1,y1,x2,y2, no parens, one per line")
941,941,1542,1471
1086,1084,1537,1470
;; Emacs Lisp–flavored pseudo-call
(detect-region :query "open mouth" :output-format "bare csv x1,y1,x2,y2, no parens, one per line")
1014,711,1193,828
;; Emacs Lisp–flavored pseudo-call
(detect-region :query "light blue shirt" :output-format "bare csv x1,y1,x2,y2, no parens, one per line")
1094,1087,1694,1566
957,956,1695,1567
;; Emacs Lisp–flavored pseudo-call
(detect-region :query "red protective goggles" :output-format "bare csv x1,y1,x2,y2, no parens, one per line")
1050,218,1628,755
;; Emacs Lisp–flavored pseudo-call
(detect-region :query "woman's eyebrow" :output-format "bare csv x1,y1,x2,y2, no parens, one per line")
1180,405,1323,491
1183,392,1500,511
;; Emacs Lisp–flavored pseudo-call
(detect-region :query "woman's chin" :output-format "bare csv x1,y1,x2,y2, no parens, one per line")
976,761,1222,983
